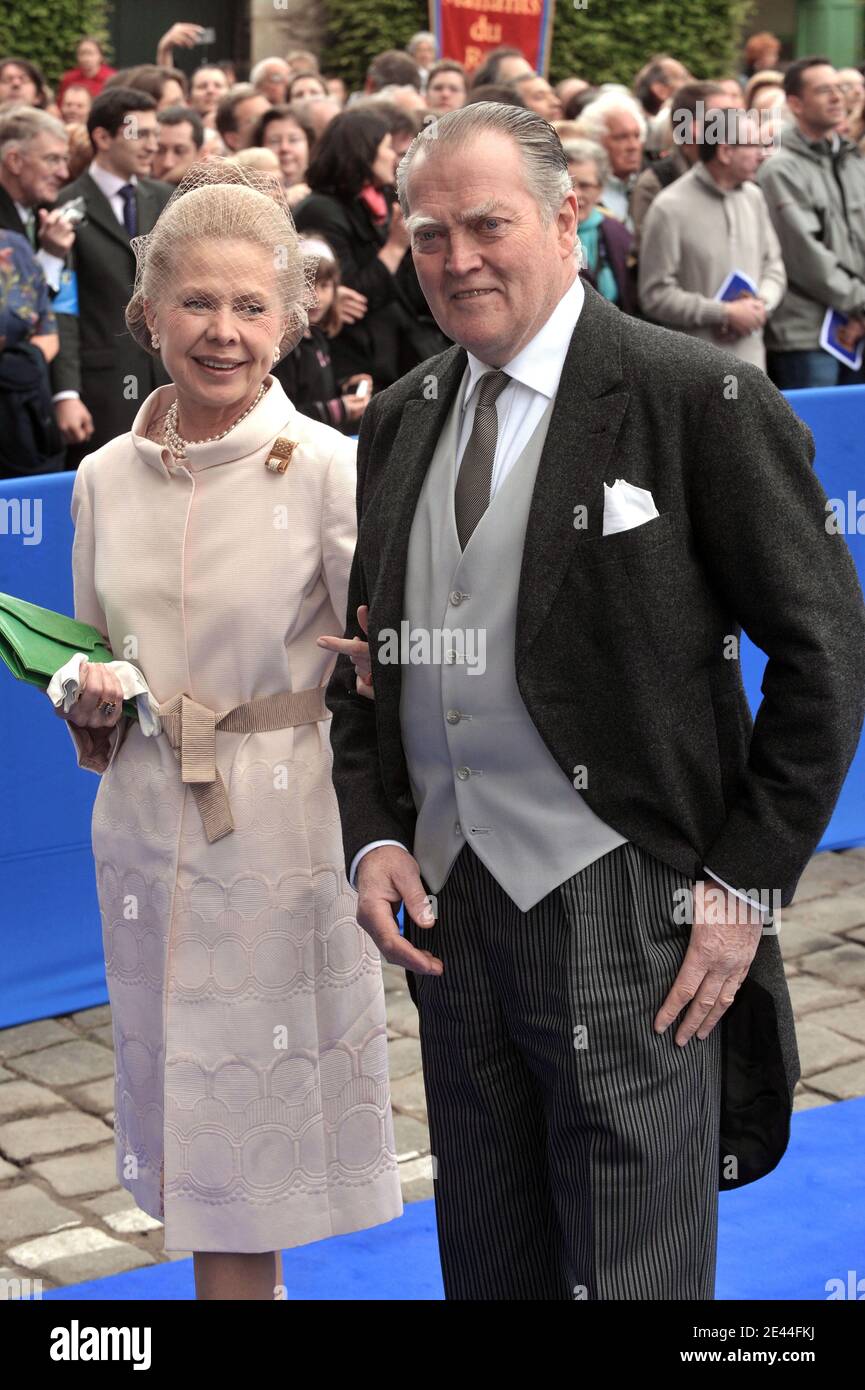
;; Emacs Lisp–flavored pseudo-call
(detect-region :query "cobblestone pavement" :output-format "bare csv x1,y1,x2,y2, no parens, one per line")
1,846,864,1291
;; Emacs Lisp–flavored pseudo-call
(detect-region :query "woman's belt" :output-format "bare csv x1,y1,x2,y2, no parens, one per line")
156,686,330,843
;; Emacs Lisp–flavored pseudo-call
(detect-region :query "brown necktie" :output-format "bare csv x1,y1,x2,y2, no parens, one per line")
454,369,510,550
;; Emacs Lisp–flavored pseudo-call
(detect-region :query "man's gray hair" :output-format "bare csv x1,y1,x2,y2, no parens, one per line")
407,32,436,57
396,101,573,226
574,91,648,143
250,57,289,87
0,105,67,162
561,136,610,186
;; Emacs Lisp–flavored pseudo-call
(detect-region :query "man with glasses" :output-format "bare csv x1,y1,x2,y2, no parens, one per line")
639,111,785,370
757,56,865,387
0,106,75,286
51,87,172,462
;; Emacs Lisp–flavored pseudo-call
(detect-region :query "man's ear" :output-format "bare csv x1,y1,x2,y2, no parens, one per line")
557,189,580,254
89,125,110,153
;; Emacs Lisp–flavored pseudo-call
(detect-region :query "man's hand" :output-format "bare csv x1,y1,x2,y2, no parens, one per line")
836,317,865,351
38,208,76,258
355,845,444,976
56,398,94,444
654,876,763,1045
317,604,373,698
720,294,766,338
156,22,205,65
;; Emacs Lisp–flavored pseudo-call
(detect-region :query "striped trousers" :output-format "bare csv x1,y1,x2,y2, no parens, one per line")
402,841,722,1300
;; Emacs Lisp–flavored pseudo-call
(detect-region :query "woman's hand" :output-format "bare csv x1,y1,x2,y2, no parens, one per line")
340,374,372,423
317,604,374,699
54,658,125,729
341,392,369,423
336,286,367,324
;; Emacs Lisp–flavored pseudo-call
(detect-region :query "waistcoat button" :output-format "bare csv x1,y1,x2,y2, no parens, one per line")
456,766,471,780
449,590,464,606
446,709,461,724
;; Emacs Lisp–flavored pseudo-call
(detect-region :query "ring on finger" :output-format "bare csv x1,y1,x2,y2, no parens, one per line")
98,700,116,715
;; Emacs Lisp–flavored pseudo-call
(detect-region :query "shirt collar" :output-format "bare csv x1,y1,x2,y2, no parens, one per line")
131,375,299,477
88,159,138,201
464,273,585,405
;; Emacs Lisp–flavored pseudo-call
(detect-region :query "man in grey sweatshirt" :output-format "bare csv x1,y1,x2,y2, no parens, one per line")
756,56,865,388
638,111,786,370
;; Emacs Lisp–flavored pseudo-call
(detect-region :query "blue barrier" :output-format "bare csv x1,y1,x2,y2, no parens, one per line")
1,388,864,1028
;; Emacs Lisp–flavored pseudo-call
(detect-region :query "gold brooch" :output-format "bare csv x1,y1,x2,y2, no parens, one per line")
265,437,298,473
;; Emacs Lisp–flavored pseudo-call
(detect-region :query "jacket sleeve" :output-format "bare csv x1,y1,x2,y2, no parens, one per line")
324,394,414,877
757,160,865,314
320,434,359,634
691,362,865,905
629,166,661,253
62,458,130,773
638,198,727,327
50,310,81,395
756,197,787,315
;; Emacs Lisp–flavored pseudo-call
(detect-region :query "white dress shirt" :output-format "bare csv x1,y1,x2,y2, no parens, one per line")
52,161,139,406
86,158,138,226
13,198,64,293
349,273,767,916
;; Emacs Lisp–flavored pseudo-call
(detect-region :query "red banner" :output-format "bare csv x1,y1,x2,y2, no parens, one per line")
429,0,557,78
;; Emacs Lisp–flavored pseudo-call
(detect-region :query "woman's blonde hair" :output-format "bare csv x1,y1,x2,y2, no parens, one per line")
125,159,318,362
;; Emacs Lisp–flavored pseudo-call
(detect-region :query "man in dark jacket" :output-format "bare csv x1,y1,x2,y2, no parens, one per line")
51,87,172,465
324,103,865,1301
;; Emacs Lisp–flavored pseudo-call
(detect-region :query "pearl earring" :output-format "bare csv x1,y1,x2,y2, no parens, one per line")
151,332,160,349
272,345,280,363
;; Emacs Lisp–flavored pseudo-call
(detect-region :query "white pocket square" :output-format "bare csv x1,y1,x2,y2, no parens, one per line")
602,479,660,536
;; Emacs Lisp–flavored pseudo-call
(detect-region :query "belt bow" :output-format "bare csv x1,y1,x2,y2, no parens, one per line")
156,686,329,842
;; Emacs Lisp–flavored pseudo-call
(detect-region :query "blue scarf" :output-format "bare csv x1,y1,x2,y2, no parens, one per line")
578,208,619,304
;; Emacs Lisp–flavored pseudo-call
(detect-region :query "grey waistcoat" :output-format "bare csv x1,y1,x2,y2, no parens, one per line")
398,367,627,912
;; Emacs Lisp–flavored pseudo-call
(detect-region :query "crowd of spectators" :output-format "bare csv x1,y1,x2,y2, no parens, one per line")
1,25,864,473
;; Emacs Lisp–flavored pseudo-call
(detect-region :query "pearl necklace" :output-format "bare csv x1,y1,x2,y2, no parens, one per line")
162,382,267,460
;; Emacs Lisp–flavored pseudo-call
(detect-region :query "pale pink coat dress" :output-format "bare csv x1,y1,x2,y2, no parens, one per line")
65,375,403,1252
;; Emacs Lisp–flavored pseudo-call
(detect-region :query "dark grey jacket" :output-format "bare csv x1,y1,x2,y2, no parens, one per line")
51,172,172,451
757,124,865,351
326,282,865,1188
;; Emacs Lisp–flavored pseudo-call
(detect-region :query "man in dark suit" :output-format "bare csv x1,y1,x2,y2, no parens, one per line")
51,87,172,464
323,105,865,1299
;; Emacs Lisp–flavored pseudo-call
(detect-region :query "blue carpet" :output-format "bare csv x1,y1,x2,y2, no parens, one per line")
42,1096,864,1300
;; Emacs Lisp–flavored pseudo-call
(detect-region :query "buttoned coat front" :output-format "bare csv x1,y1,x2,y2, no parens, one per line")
66,375,403,1253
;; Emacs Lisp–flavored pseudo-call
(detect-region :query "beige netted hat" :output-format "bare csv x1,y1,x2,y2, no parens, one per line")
125,158,319,363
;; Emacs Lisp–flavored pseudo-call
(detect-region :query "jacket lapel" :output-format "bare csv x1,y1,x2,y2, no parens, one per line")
136,179,165,237
516,283,631,661
369,345,467,771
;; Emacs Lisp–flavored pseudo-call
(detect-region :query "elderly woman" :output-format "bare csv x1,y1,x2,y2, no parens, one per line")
564,137,636,313
49,161,403,1300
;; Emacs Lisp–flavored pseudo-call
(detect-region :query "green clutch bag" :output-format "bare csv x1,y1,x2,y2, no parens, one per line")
0,591,139,720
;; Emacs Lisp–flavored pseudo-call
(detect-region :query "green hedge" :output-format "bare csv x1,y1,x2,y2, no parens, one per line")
0,0,111,91
323,0,755,90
